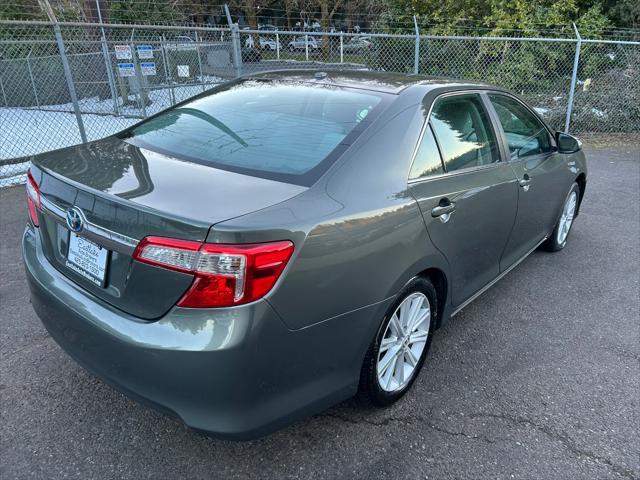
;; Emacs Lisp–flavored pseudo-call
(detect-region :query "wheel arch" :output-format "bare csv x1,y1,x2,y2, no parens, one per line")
575,172,587,216
417,267,448,329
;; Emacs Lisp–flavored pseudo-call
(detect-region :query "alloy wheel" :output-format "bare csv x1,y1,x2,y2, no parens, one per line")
376,292,430,392
557,191,577,245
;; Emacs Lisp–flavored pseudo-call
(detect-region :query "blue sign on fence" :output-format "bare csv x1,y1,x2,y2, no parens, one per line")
136,44,154,59
117,63,135,77
140,62,156,76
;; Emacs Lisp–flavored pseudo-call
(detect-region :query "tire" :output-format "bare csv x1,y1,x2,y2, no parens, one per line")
543,182,580,252
359,277,437,406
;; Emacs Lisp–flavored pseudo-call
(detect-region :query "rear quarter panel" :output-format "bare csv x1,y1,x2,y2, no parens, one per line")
210,87,450,331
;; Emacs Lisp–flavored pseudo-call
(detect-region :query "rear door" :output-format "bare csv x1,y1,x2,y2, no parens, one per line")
408,92,519,307
485,93,568,269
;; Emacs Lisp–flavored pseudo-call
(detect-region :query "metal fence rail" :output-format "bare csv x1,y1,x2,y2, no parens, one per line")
1,19,638,186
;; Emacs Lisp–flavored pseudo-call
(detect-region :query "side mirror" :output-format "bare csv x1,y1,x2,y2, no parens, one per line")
555,132,582,154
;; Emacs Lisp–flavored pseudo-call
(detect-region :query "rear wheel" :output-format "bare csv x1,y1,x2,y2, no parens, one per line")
543,182,579,252
359,277,437,406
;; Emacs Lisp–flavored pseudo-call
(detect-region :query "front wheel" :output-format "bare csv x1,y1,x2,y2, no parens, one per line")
359,277,437,406
543,182,580,252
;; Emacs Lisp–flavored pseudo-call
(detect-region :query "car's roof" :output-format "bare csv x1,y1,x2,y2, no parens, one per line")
247,69,496,94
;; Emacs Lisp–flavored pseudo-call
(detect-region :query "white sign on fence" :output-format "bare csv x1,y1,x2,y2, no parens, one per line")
115,45,132,60
140,62,156,76
117,63,135,77
177,65,190,77
137,45,154,59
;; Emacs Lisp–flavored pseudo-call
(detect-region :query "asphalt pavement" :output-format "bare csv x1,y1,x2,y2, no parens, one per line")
1,140,638,479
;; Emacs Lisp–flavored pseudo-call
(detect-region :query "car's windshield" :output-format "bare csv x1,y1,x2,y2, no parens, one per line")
123,80,385,185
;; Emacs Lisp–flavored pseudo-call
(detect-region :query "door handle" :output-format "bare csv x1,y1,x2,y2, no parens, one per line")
519,174,531,191
431,200,456,223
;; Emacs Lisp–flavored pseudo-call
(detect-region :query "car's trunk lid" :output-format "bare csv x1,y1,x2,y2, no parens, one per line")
31,138,306,320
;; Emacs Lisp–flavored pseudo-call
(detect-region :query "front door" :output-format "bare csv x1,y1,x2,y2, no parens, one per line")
409,93,518,307
485,93,568,269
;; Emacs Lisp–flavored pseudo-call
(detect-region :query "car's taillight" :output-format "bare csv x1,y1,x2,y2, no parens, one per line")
26,169,40,227
132,236,294,308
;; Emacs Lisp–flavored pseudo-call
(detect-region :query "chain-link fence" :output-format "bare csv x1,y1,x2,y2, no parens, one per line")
1,19,639,186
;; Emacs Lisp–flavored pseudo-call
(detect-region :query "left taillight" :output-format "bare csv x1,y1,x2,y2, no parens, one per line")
26,169,40,227
132,236,294,308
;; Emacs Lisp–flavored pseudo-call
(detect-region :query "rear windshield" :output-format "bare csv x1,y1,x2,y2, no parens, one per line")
123,80,386,185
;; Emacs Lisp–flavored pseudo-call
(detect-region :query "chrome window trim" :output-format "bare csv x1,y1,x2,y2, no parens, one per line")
408,161,504,185
407,89,505,184
39,195,139,253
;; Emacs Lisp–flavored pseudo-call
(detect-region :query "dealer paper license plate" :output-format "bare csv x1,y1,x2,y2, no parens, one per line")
66,232,108,286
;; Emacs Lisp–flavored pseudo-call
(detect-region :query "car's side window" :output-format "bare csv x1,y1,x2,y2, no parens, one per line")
488,94,552,160
409,125,445,180
430,94,501,173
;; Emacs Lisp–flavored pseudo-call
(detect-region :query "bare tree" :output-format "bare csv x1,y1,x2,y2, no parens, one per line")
284,0,298,29
231,0,277,46
317,0,342,32
297,0,314,30
312,0,343,53
242,0,260,30
343,0,386,32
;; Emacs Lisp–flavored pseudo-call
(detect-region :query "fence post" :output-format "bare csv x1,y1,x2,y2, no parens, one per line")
160,35,176,106
276,32,280,60
230,24,242,77
53,22,87,144
130,35,147,118
340,32,344,63
305,33,309,61
100,34,119,115
26,49,40,109
95,0,119,116
413,16,420,74
224,4,242,77
565,23,582,133
0,74,7,107
194,30,205,92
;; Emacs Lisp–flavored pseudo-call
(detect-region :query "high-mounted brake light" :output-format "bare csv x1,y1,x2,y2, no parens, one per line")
26,169,40,227
132,236,294,308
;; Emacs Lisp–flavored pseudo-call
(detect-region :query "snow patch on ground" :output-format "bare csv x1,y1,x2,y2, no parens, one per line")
38,77,222,118
0,80,223,187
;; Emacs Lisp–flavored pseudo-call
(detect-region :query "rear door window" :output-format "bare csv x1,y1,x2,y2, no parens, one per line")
123,81,385,186
430,94,500,173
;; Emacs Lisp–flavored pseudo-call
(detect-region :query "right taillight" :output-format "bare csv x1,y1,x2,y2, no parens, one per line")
132,236,294,308
26,169,40,227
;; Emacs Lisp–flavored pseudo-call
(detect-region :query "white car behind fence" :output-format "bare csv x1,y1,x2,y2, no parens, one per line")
244,36,280,51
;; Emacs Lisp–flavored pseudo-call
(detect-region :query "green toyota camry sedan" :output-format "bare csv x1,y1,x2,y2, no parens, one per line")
22,70,587,439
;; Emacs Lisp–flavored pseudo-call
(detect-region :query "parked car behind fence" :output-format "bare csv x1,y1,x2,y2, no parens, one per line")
288,36,321,51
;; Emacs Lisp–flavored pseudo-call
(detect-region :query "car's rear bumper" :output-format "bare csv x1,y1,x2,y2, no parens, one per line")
23,226,382,439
